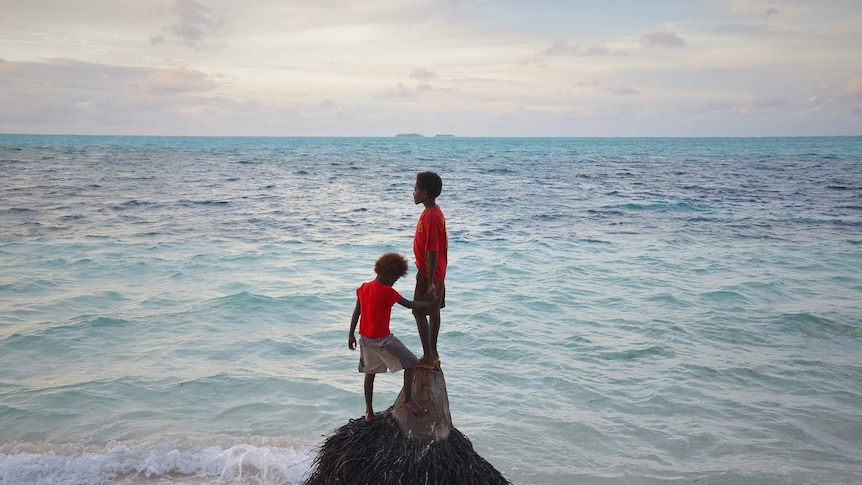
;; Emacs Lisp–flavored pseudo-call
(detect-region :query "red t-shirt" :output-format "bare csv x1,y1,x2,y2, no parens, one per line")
413,205,448,281
356,280,402,338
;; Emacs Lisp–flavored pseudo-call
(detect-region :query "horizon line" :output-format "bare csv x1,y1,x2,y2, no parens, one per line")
2,133,861,139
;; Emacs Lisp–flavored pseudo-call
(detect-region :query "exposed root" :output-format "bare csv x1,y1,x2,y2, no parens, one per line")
304,407,510,485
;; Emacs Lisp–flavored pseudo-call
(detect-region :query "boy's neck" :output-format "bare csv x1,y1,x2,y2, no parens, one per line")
423,199,437,210
374,275,396,287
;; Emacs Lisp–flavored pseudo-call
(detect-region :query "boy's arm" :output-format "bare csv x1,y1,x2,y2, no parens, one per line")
425,250,438,294
396,294,436,309
348,299,360,350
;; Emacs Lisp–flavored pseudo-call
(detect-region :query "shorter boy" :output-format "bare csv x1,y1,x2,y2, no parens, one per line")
348,252,436,422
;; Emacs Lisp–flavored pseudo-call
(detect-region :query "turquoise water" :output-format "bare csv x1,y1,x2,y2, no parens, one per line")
1,135,861,484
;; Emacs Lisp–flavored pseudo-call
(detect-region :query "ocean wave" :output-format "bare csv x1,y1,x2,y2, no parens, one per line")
697,289,751,304
480,167,516,174
782,312,861,338
595,345,672,360
602,201,708,213
204,292,324,312
645,292,693,308
1,207,39,214
0,436,314,485
110,200,152,211
177,199,230,206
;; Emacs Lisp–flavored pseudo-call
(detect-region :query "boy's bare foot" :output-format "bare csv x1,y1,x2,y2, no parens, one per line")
401,400,427,416
417,356,435,369
365,412,375,422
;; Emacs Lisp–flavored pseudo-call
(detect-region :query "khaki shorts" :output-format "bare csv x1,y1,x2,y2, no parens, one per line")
358,334,419,374
413,272,445,315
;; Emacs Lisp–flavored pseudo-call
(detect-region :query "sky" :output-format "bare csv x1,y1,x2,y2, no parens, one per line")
1,0,861,137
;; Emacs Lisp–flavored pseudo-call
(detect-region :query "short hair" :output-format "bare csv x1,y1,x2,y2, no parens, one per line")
416,171,443,199
374,252,409,279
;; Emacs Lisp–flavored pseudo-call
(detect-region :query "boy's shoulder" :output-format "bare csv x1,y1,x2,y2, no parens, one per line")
359,280,397,292
423,205,445,216
357,280,376,292
431,205,446,220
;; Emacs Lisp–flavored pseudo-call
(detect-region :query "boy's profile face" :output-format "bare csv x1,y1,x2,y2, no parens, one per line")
413,182,426,205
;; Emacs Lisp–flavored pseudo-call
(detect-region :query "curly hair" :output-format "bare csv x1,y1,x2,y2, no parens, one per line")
416,171,443,199
374,252,409,280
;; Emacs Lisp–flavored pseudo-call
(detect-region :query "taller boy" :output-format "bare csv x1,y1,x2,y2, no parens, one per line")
412,171,448,368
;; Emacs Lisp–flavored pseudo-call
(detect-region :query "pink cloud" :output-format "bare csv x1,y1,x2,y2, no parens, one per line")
608,85,641,95
844,75,862,98
410,69,436,81
543,40,627,57
139,66,216,95
640,29,686,49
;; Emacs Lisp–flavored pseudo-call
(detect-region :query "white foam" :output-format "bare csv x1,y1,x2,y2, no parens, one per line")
0,437,315,485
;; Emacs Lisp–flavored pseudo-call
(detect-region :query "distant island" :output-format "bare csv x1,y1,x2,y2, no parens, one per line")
435,134,455,137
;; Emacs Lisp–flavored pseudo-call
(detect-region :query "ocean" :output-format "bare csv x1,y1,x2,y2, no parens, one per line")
0,135,860,485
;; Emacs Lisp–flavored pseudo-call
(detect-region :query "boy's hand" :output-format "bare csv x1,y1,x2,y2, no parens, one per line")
348,334,357,350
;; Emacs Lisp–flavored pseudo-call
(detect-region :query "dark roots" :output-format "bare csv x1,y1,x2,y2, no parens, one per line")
304,408,510,485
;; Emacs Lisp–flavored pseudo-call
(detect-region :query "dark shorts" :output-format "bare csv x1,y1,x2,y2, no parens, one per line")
413,272,445,315
358,334,419,374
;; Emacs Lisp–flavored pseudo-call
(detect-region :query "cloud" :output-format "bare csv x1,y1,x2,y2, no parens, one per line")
542,40,627,57
608,85,641,96
803,75,862,113
764,8,780,19
152,0,228,49
748,96,793,111
377,69,451,98
0,58,225,132
410,69,436,81
571,80,640,96
844,75,862,99
640,29,686,49
376,77,449,99
682,97,796,118
137,66,217,95
0,59,137,126
376,82,413,99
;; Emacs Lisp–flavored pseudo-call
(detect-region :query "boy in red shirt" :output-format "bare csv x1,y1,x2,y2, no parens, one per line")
348,252,436,422
412,171,448,369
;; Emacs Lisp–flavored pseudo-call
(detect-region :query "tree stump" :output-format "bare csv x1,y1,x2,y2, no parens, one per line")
392,366,452,444
304,367,510,485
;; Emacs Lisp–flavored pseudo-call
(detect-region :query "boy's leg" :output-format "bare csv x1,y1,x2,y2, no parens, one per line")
381,336,427,416
413,313,433,366
428,278,444,364
429,311,440,363
364,373,375,422
413,273,433,366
